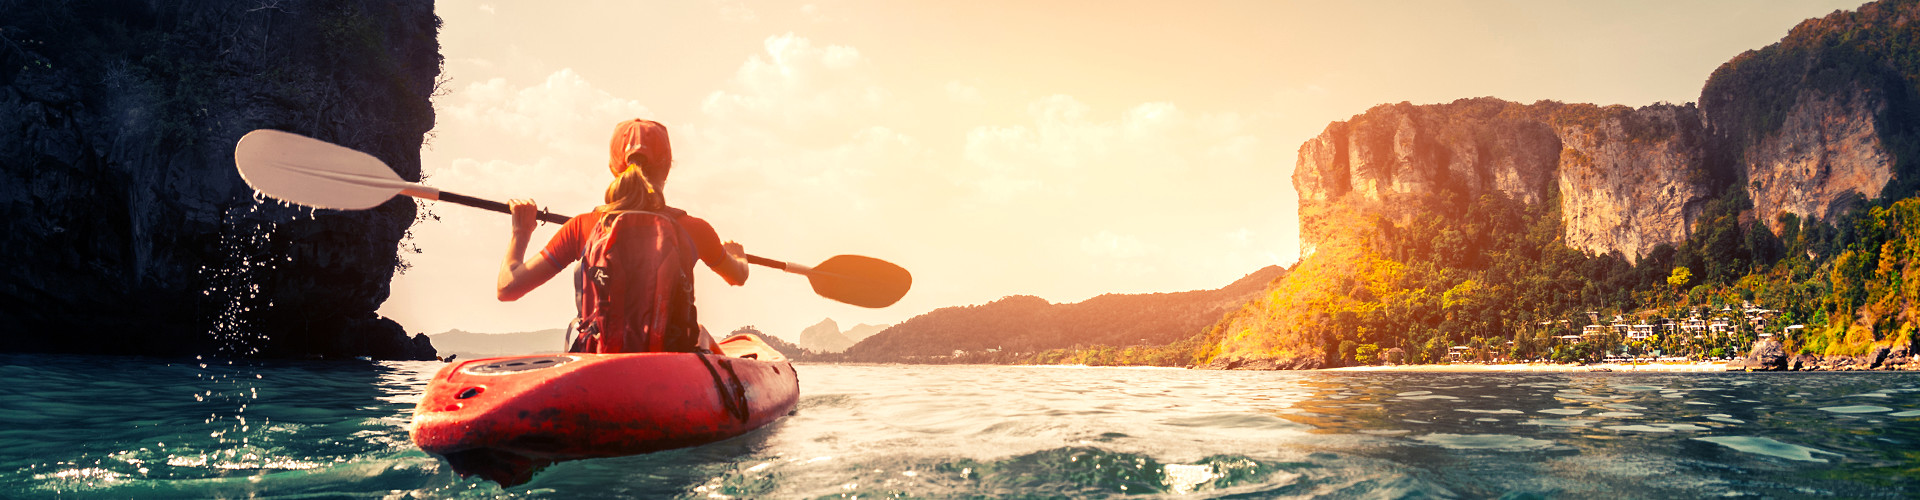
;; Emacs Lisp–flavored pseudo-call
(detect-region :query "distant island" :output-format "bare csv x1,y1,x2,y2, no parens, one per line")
787,266,1286,364
794,319,887,354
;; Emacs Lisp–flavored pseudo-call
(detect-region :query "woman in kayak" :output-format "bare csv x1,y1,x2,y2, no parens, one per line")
495,119,749,353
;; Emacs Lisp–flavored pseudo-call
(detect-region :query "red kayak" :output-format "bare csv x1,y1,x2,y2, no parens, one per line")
410,333,799,485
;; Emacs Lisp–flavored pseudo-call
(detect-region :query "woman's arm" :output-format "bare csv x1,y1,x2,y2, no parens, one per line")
714,240,750,286
498,199,564,301
681,216,749,286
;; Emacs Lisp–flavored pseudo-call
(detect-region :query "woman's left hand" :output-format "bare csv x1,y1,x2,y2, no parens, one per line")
508,198,539,236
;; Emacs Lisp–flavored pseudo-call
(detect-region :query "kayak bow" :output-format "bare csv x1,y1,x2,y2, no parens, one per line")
410,333,799,486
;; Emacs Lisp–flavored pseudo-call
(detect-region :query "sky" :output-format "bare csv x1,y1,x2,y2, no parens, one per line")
380,0,1866,342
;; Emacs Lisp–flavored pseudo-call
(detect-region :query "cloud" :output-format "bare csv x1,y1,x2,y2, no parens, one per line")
478,4,494,14
944,81,984,105
713,0,758,22
442,69,653,157
958,96,1240,203
700,33,888,141
1228,228,1254,244
799,4,845,22
1082,230,1152,259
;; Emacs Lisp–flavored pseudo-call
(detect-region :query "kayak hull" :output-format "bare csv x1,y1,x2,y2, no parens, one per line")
410,334,798,485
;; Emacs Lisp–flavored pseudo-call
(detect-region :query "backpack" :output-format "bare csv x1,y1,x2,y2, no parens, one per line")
568,208,701,354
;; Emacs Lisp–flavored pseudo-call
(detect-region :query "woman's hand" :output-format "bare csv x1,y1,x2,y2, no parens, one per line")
508,198,539,236
498,198,561,301
720,240,749,285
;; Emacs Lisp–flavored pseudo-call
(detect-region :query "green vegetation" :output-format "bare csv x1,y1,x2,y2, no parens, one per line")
1181,186,1920,368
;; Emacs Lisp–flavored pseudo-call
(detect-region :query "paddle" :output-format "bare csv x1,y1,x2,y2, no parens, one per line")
233,129,911,308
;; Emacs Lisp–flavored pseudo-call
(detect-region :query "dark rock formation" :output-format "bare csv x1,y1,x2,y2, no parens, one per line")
0,1,440,359
1791,354,1822,371
1747,340,1788,371
1884,344,1915,370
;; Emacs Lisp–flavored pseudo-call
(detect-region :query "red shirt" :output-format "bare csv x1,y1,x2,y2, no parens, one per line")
540,209,732,277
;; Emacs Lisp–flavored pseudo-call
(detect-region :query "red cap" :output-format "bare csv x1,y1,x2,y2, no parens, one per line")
609,119,672,180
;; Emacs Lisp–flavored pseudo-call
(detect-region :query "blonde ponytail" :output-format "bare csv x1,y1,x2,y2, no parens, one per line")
603,167,663,212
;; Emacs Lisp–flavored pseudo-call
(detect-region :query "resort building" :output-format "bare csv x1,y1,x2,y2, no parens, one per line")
1680,316,1709,338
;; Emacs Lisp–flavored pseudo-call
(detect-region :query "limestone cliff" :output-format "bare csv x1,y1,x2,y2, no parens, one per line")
1296,99,1717,262
0,1,440,359
1734,85,1894,231
1297,94,1901,261
1295,1,1920,261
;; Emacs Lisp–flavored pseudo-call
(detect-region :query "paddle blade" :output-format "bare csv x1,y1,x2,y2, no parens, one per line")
807,255,912,308
234,130,411,210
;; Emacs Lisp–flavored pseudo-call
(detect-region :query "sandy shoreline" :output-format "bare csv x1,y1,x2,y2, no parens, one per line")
1324,361,1728,373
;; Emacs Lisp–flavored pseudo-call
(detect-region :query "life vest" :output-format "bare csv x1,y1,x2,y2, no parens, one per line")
569,208,701,354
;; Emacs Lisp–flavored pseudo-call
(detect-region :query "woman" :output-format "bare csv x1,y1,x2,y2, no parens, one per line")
496,120,749,352
598,118,752,289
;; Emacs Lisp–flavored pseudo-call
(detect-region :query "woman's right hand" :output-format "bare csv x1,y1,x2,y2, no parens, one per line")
508,198,538,236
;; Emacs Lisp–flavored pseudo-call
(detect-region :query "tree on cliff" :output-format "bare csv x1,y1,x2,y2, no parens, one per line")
1667,267,1692,301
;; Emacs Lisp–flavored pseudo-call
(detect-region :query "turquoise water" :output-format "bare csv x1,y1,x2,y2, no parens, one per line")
1,355,1916,498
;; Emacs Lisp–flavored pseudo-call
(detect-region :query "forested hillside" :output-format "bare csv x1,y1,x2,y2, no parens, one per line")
815,266,1286,364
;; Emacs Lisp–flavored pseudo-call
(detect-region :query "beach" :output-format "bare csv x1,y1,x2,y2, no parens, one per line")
1326,361,1729,373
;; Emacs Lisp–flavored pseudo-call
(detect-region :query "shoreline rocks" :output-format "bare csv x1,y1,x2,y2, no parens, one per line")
1727,341,1917,371
1196,355,1325,371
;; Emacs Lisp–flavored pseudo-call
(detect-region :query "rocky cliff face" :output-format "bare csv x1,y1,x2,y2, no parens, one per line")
1552,103,1717,260
1737,85,1894,231
1295,1,1920,261
0,1,440,359
1296,92,1895,262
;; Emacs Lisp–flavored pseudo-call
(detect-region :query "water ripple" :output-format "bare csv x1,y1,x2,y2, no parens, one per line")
0,358,1915,497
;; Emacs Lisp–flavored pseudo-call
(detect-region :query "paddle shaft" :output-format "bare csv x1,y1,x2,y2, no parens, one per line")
434,190,793,270
234,129,904,304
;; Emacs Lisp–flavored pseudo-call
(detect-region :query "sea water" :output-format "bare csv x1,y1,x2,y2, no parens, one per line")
1,355,1916,498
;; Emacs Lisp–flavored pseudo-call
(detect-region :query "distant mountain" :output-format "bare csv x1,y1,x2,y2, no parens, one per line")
828,266,1287,363
427,329,568,360
797,319,855,353
795,319,892,353
843,323,886,343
